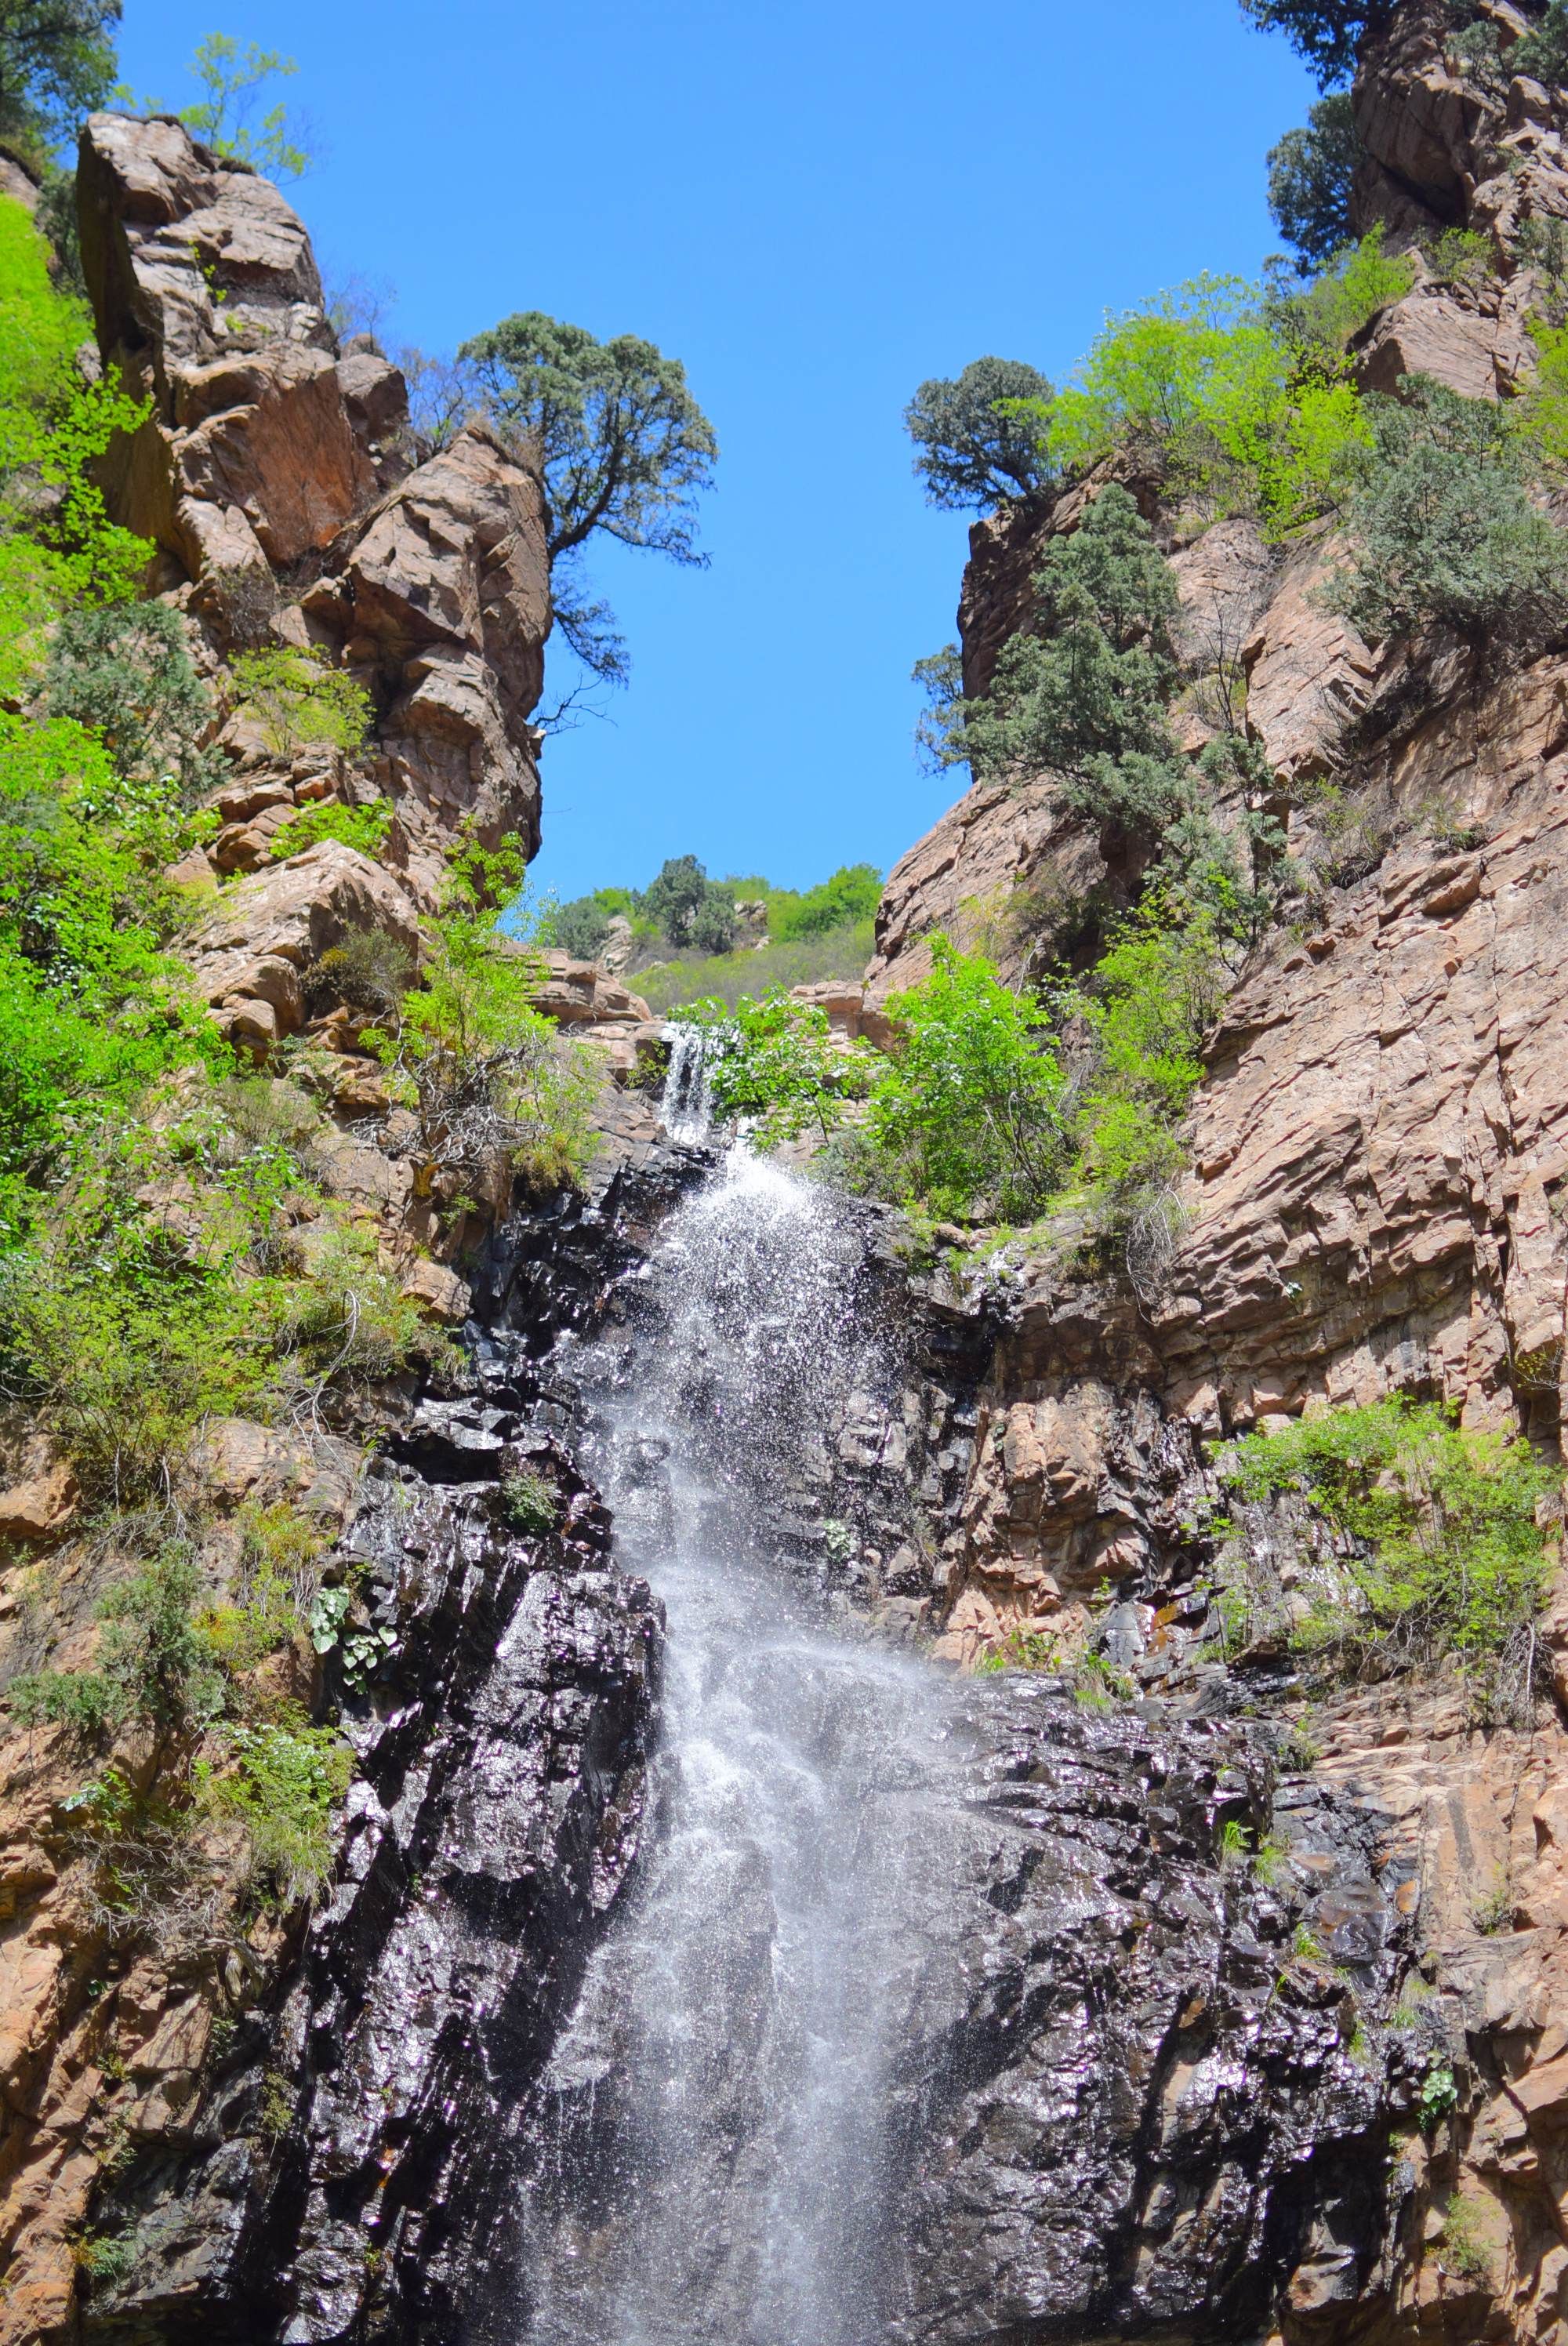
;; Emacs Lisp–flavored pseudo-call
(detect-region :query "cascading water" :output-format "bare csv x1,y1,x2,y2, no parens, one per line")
510,1133,965,2346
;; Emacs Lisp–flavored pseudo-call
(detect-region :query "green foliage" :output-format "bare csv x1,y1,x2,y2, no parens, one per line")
1224,1396,1553,1687
903,356,1058,511
230,646,372,759
307,927,414,1019
197,1718,352,1904
1423,227,1494,291
695,990,878,1146
1419,2060,1460,2130
1438,2195,1491,2279
767,862,883,942
974,1626,1058,1675
1513,2,1568,88
267,797,390,862
637,919,875,1017
0,194,151,646
549,888,621,961
1329,376,1568,643
956,483,1178,796
157,33,314,180
1472,1871,1513,1934
869,938,1069,1220
375,837,600,1196
9,1542,227,1737
499,1466,558,1534
1269,227,1416,354
913,641,967,772
0,0,119,159
73,2222,136,2286
44,599,218,801
635,853,733,949
1238,0,1392,90
1267,93,1360,269
458,311,717,684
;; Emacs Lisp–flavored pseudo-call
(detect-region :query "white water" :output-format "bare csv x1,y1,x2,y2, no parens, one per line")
514,1146,962,2346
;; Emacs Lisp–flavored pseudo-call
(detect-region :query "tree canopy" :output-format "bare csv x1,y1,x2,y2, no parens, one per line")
459,312,718,685
904,356,1057,512
1237,0,1394,89
0,0,118,155
1267,93,1360,268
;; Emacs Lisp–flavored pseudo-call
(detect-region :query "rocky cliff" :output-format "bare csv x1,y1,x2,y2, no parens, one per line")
852,6,1568,2341
10,19,1568,2344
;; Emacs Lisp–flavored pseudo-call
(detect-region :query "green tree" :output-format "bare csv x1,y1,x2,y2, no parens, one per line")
870,939,1069,1219
44,599,216,799
1267,93,1360,268
957,485,1180,828
0,0,118,157
904,356,1057,511
1237,0,1394,89
170,33,314,180
1514,2,1568,87
1330,374,1568,642
769,863,883,941
458,312,717,684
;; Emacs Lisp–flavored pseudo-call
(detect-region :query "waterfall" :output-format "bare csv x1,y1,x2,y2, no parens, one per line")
659,1019,715,1146
510,1146,960,2346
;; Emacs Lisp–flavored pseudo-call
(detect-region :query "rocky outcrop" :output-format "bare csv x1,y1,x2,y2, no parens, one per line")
77,112,550,901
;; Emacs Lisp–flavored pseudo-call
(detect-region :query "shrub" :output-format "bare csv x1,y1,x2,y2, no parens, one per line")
957,484,1178,796
1422,227,1493,291
499,1467,558,1534
373,837,600,1196
913,642,967,772
9,1542,227,1738
550,892,615,961
1269,227,1415,355
903,357,1058,511
695,990,878,1146
197,1718,352,1905
307,927,416,1019
1513,2,1568,87
1438,2195,1491,2279
44,601,218,801
768,863,883,941
1267,93,1361,269
1223,1396,1553,1694
267,797,391,862
869,939,1070,1220
229,646,372,758
1328,375,1568,644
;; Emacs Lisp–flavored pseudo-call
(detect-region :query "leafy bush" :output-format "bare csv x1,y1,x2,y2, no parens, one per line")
1437,2195,1491,2279
904,357,1058,511
695,990,878,1146
9,1543,227,1738
267,797,391,862
197,1719,352,1905
0,192,151,647
1513,2,1568,87
956,483,1178,797
163,32,314,180
868,939,1069,1219
306,927,415,1019
1223,1397,1552,1694
1422,227,1493,291
499,1467,558,1534
458,312,717,685
230,646,372,758
374,836,600,1195
768,863,883,941
1267,93,1361,269
1328,376,1568,643
44,600,218,801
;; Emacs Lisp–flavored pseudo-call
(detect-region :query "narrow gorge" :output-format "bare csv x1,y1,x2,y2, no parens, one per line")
7,5,1568,2344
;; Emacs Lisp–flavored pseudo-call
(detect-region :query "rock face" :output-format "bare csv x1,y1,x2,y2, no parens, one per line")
77,113,550,906
855,12,1568,2342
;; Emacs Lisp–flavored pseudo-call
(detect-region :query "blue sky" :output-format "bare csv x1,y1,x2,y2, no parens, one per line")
118,0,1316,905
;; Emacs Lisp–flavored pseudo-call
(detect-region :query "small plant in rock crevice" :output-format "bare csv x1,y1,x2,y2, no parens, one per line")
499,1468,558,1536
